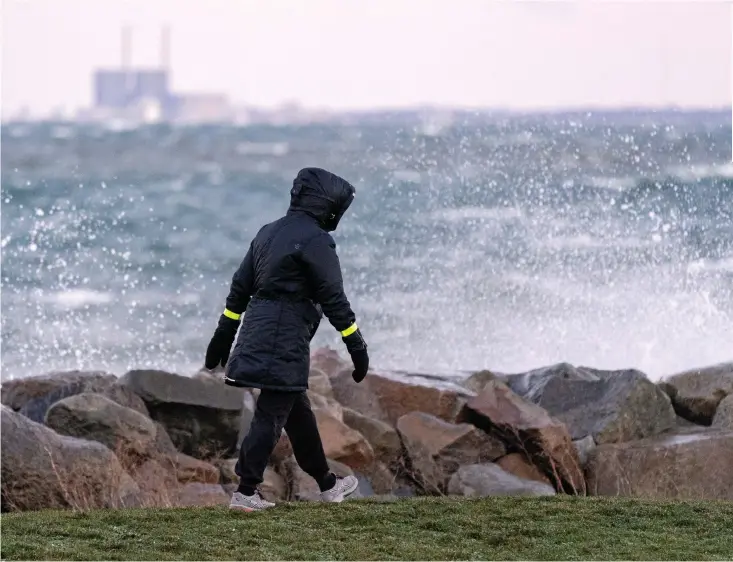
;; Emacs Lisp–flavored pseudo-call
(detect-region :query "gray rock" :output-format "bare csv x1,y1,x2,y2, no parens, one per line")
659,362,733,425
342,407,402,468
1,371,113,411
119,370,245,459
712,395,733,430
503,363,601,402
447,463,556,497
1,405,140,511
45,393,158,461
536,368,676,444
572,435,596,467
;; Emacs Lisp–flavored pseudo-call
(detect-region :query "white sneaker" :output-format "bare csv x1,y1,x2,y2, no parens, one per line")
229,491,276,512
321,475,359,503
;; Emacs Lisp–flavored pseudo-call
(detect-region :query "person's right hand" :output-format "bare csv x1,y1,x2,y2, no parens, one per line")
342,326,369,383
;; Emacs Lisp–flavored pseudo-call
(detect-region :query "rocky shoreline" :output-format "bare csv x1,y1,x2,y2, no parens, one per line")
2,349,732,512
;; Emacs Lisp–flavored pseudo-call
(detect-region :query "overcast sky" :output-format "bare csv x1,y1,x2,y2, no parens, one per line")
2,0,731,117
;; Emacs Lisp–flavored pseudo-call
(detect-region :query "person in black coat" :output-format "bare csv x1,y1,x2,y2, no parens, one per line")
204,167,369,511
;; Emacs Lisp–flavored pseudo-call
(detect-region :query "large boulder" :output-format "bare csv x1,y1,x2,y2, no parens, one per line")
458,379,586,494
447,464,556,497
119,369,245,459
1,405,140,511
129,459,178,507
1,371,148,424
712,395,733,430
314,410,375,470
330,369,472,425
1,370,113,411
308,391,344,422
170,452,220,485
45,393,158,464
396,412,505,493
309,368,334,398
174,483,229,507
586,429,733,500
501,363,601,402
659,362,733,425
342,407,403,468
534,369,676,444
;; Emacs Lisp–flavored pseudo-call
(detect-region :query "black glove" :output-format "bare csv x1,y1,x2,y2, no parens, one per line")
342,327,369,383
205,314,240,370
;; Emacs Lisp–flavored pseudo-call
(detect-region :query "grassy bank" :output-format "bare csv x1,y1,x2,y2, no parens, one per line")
2,496,732,560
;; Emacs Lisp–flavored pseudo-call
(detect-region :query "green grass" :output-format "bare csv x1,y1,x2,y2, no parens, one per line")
2,496,732,560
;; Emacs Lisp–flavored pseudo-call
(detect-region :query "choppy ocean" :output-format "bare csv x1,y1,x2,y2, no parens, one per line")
2,111,732,381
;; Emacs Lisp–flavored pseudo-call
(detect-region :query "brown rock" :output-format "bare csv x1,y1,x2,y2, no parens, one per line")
216,458,238,485
174,483,229,506
396,412,505,493
342,407,402,468
712,395,733,430
586,429,733,500
311,347,350,377
260,467,288,502
1,405,140,511
309,368,334,398
458,379,586,495
284,456,353,501
308,391,344,421
659,362,733,425
270,431,294,464
447,463,556,497
463,370,503,393
170,452,220,484
315,410,374,470
331,370,472,425
1,370,113,411
365,462,398,495
45,393,157,464
496,453,551,486
129,459,178,507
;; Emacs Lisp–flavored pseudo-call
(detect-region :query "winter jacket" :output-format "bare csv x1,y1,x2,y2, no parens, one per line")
221,167,358,391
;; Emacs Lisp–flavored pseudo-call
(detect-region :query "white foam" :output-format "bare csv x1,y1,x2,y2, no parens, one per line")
235,142,289,156
587,175,637,191
667,162,733,181
45,289,113,309
432,206,523,222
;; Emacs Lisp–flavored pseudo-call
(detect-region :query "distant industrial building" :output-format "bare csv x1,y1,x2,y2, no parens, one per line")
85,26,231,124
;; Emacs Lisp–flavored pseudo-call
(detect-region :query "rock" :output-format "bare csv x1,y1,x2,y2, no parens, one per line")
364,462,398,495
1,370,113,411
1,405,140,511
309,368,334,398
284,456,353,501
502,363,601,402
315,410,375,470
171,453,220,484
260,467,288,502
129,459,178,507
712,395,733,430
152,421,178,458
535,369,675,444
1,371,149,424
237,390,256,446
586,429,733,500
458,379,586,494
45,393,158,465
216,458,238,485
396,412,505,493
342,407,403,468
495,453,552,486
119,369,245,459
271,432,293,464
572,435,596,467
174,483,229,507
659,362,733,425
330,370,473,425
447,464,556,497
308,391,344,421
463,370,503,393
311,347,350,377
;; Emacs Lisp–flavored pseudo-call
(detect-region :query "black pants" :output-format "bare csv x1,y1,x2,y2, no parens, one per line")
235,389,331,492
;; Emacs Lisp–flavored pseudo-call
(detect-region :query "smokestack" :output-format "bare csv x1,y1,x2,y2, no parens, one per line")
160,26,170,71
121,25,132,69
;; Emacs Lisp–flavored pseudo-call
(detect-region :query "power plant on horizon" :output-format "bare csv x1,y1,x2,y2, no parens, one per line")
83,25,232,124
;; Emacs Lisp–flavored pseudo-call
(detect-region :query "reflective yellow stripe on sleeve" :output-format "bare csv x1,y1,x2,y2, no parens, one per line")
223,308,241,321
340,323,358,337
